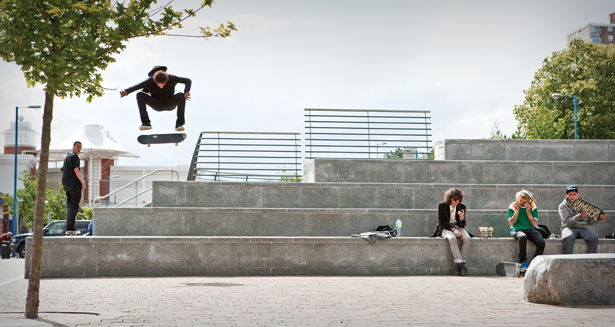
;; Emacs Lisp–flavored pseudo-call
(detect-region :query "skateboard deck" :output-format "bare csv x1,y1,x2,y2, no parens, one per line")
570,197,605,221
137,133,187,147
496,262,525,277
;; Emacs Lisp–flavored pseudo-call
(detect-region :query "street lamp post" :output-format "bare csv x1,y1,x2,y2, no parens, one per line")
13,105,41,240
552,93,578,140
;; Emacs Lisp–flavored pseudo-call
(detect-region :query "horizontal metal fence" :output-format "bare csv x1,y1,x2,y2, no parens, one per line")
188,132,302,182
305,108,432,159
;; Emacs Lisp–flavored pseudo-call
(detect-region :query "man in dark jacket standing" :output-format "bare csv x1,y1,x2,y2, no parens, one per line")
61,141,86,233
120,66,192,131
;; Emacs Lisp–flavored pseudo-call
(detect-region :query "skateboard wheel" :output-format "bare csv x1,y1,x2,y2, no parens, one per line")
175,143,178,146
148,144,151,147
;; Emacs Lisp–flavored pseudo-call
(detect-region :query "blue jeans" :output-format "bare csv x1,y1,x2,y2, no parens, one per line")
562,227,598,254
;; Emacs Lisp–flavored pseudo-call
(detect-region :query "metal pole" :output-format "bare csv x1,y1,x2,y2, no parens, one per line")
574,95,578,140
106,176,110,207
13,107,19,239
367,111,371,159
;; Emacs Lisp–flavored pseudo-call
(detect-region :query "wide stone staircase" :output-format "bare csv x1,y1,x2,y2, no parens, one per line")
28,140,615,278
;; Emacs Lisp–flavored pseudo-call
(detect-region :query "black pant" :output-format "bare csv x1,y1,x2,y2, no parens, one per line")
65,189,81,231
513,229,545,262
137,92,186,127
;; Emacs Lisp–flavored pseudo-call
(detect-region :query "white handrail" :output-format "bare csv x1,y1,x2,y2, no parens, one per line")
114,187,153,207
92,169,179,207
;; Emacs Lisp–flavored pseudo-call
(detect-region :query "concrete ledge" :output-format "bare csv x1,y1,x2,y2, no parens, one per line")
303,159,615,185
92,207,615,238
26,237,615,278
434,139,615,161
151,181,615,211
524,254,615,306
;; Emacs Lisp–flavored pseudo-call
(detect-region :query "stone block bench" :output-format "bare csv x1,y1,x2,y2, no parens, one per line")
93,207,615,239
25,237,615,278
524,254,615,306
150,181,615,211
434,139,615,162
303,159,615,185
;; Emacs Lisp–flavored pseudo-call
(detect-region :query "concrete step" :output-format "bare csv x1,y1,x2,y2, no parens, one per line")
151,181,615,211
304,159,615,185
28,237,615,278
434,139,615,161
93,207,615,239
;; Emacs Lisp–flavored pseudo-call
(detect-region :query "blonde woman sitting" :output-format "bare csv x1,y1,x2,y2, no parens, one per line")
508,190,545,269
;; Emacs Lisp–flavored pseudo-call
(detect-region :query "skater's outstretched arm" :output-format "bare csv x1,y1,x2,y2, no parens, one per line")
120,79,149,97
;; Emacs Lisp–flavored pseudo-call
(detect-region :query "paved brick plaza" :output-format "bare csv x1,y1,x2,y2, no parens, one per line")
1,260,614,326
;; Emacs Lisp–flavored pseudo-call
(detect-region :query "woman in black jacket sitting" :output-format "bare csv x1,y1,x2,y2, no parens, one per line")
432,188,471,276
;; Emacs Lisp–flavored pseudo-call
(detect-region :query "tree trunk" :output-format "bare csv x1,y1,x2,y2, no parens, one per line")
25,91,54,319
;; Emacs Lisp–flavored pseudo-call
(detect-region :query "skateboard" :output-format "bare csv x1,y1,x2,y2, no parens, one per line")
570,197,605,221
137,133,187,147
495,262,525,277
65,230,81,236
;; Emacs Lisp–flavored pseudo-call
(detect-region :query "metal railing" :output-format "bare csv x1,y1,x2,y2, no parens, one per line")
92,169,180,207
188,132,302,182
305,108,432,159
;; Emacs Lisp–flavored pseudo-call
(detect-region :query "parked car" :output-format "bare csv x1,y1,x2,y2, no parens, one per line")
10,220,91,258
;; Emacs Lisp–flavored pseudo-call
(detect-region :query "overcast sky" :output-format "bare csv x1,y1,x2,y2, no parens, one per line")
1,0,614,167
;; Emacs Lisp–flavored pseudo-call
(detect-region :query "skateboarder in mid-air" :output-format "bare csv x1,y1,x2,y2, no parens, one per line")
120,66,191,131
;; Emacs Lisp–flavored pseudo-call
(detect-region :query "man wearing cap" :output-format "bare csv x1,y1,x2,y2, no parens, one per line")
120,66,192,132
558,185,606,254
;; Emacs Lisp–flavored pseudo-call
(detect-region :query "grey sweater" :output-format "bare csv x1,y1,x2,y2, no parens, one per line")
559,197,592,229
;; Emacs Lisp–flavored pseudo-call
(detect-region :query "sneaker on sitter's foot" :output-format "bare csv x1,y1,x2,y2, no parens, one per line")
459,262,468,276
520,259,528,270
139,124,152,131
175,125,185,132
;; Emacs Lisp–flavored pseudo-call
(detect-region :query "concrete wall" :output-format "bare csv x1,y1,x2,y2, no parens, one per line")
93,207,615,239
151,181,615,211
434,139,615,161
303,159,615,185
26,237,615,278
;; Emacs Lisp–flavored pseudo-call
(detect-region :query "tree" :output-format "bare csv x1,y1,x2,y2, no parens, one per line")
513,39,615,139
383,148,404,159
489,120,507,139
0,0,234,318
3,171,67,229
77,207,93,220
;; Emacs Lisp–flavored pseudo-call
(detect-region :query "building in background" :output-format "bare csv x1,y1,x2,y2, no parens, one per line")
45,123,188,208
1,120,39,233
567,12,615,45
45,123,139,207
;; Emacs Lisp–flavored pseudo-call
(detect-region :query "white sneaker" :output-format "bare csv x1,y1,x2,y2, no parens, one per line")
139,124,152,131
175,125,185,132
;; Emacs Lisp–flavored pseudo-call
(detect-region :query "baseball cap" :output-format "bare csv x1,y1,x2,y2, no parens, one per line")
566,185,579,194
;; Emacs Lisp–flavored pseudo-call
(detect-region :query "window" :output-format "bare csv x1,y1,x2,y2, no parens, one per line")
590,26,601,34
609,26,613,32
591,35,601,43
609,35,614,42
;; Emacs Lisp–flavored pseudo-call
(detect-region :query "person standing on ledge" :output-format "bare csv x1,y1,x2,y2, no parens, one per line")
61,141,86,234
559,185,606,254
508,190,545,270
120,65,192,132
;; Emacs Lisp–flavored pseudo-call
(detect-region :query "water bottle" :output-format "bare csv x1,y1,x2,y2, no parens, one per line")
395,218,402,237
